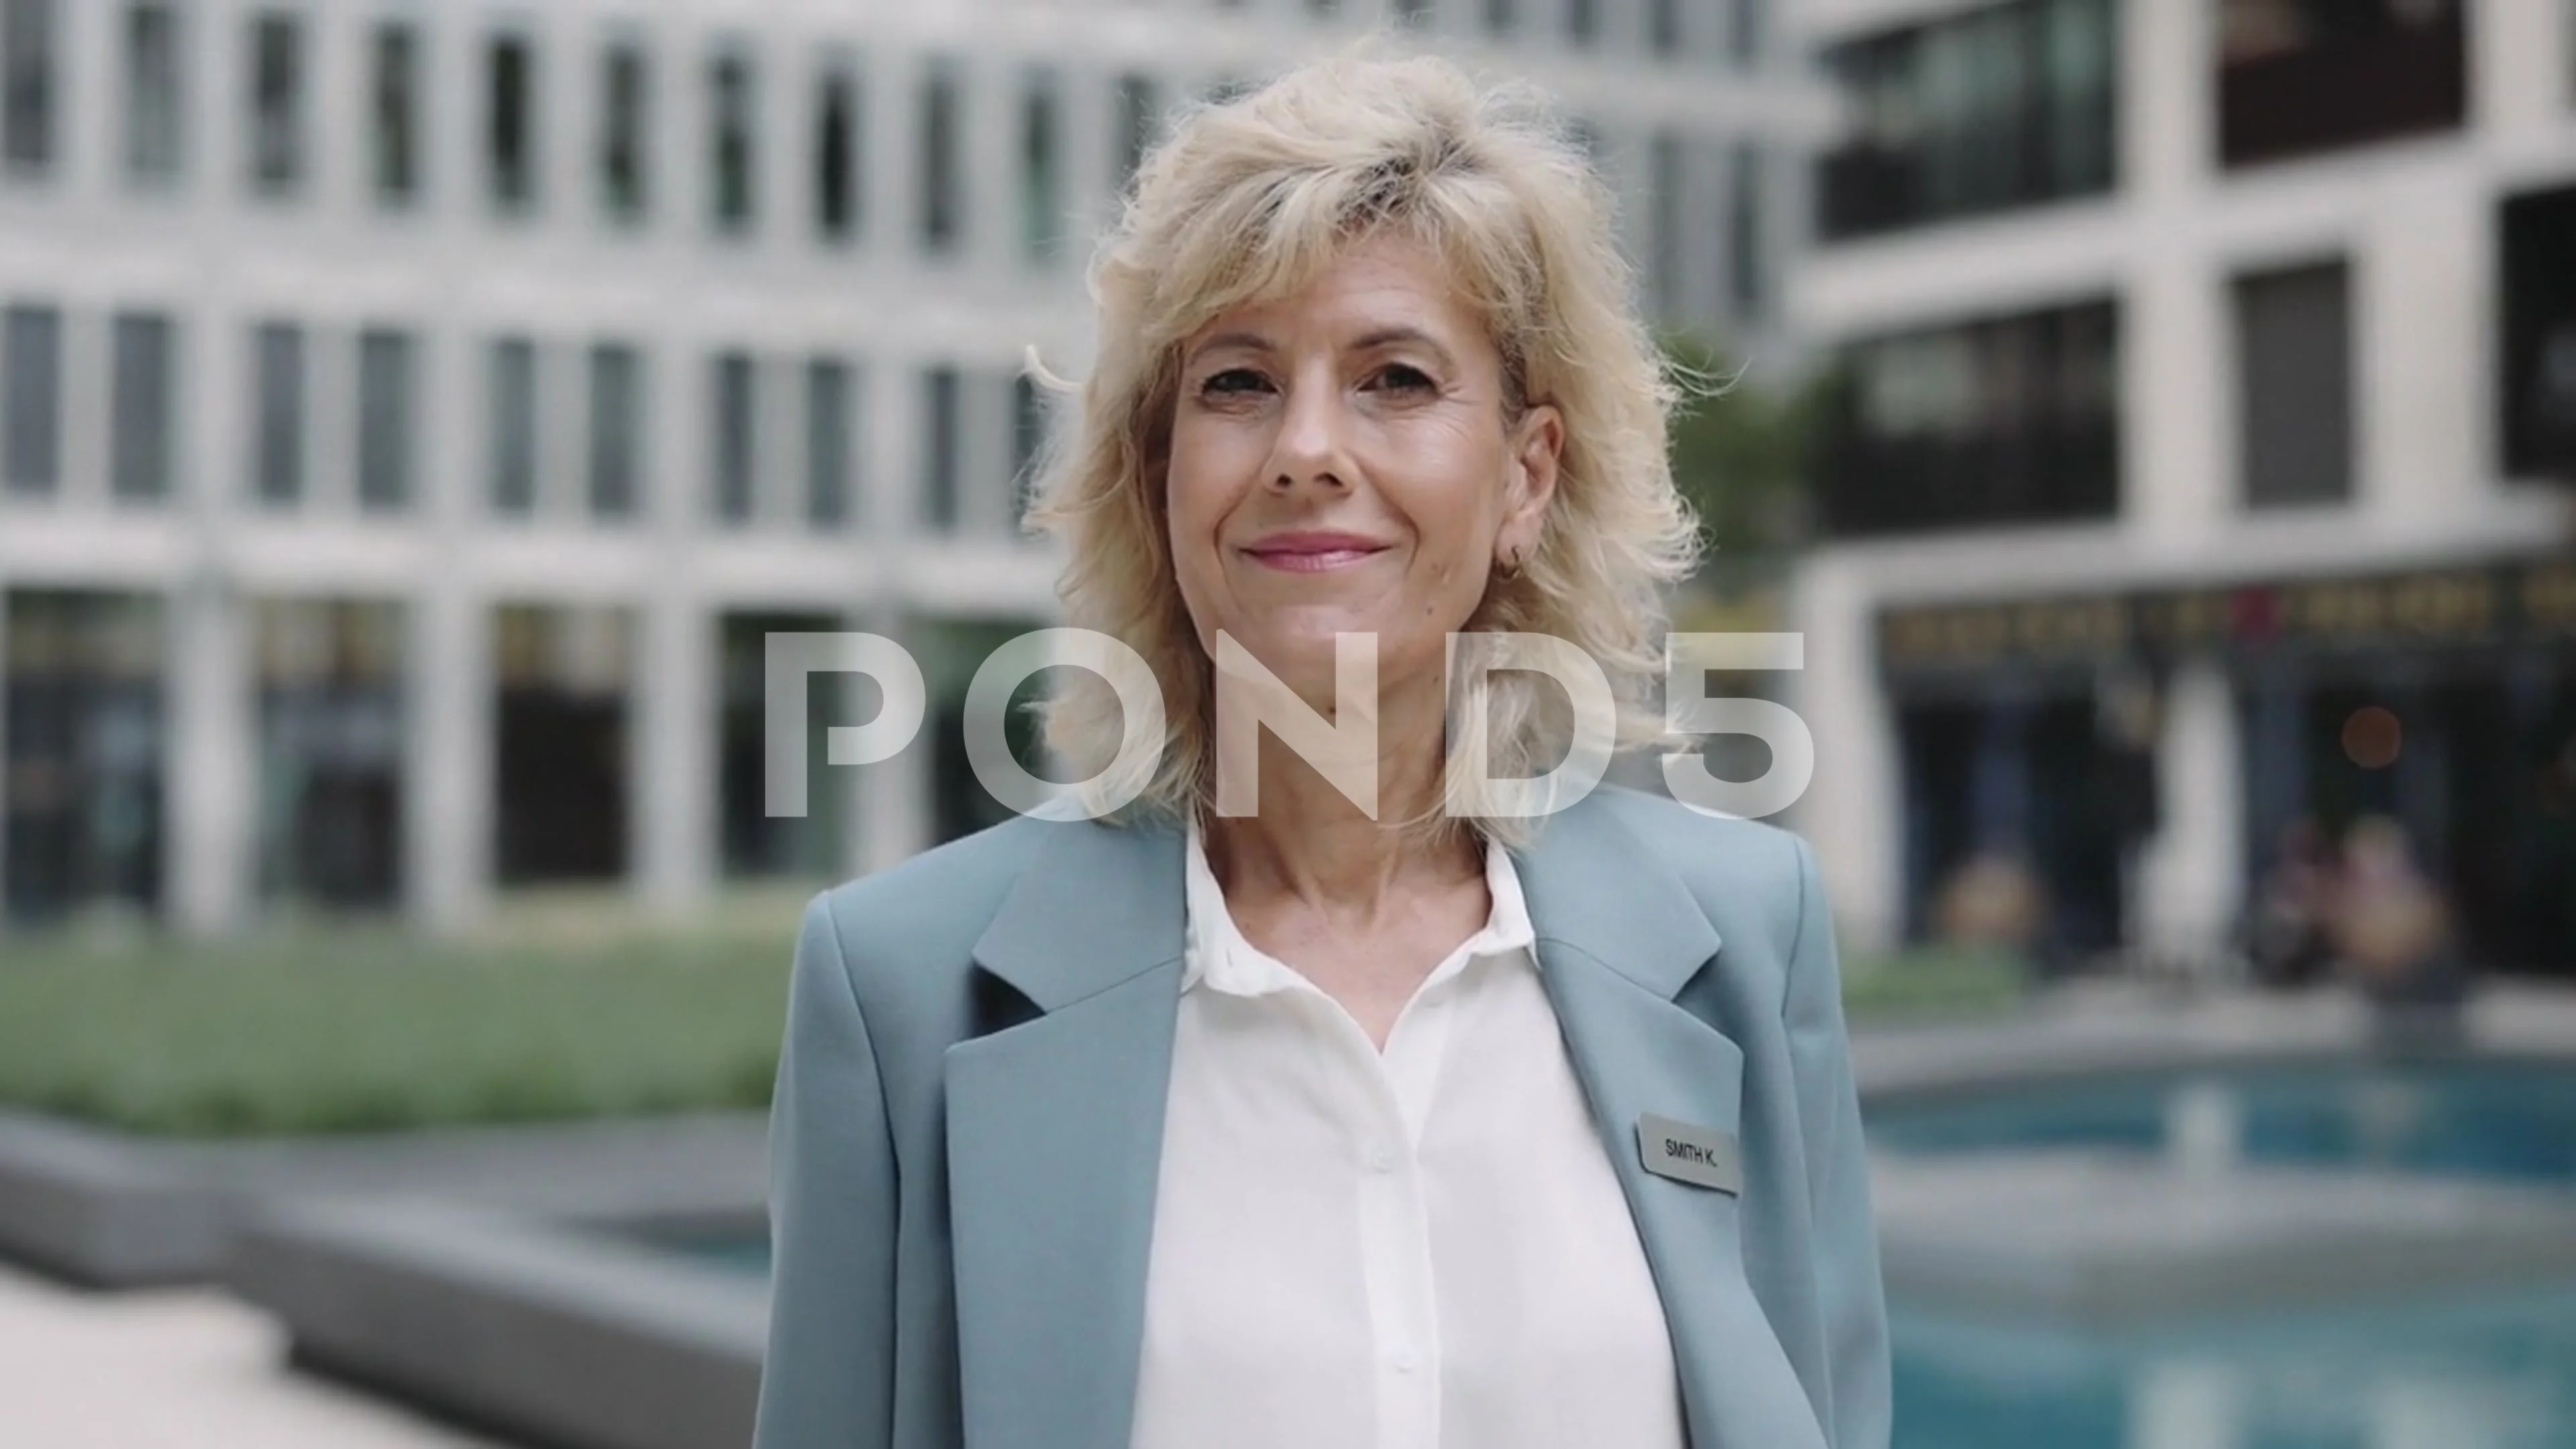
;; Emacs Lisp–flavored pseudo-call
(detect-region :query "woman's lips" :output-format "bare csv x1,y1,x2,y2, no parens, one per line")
1242,535,1390,573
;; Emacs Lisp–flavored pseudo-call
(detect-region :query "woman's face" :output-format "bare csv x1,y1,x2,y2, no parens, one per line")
1165,234,1561,715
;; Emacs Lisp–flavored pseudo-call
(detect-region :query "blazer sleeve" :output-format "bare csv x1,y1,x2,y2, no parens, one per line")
752,895,900,1449
1783,835,1892,1449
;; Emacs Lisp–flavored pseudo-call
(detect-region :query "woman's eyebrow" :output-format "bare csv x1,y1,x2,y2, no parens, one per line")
1350,327,1456,368
1186,331,1273,364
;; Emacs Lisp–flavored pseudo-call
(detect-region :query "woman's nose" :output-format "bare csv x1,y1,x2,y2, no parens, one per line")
1267,376,1351,490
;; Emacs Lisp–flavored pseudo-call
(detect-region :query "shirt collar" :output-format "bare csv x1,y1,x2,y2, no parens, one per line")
1182,813,1536,998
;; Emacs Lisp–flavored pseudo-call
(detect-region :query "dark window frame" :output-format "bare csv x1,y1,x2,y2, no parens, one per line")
813,58,861,244
1819,296,2123,537
3,303,61,495
111,311,177,504
488,335,539,517
248,9,306,198
1817,0,2118,243
252,321,304,506
356,328,416,513
710,350,757,524
125,2,184,186
371,21,421,207
707,45,757,235
487,31,539,214
599,41,651,225
2234,258,2354,510
3,0,57,176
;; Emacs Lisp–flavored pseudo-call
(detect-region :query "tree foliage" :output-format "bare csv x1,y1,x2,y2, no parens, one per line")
1658,332,1822,578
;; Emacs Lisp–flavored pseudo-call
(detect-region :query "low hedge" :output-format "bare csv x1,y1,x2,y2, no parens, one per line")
0,900,799,1138
0,892,2024,1138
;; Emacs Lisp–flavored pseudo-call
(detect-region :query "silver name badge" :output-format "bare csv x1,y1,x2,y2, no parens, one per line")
1636,1112,1741,1195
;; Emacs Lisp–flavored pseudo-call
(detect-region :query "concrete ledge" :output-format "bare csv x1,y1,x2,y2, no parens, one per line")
231,1198,768,1449
0,1109,767,1289
0,1112,224,1286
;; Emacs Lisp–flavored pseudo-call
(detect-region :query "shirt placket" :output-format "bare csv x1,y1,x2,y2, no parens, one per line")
1292,961,1473,1449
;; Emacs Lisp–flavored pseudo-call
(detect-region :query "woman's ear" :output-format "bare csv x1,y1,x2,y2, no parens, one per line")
1505,402,1564,543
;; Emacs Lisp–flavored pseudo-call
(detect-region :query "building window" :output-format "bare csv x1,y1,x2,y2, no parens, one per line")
3,305,59,495
1647,131,1684,322
1,591,168,924
488,34,537,213
814,62,860,242
253,598,407,911
1567,0,1598,46
356,329,415,513
2502,183,2576,480
588,342,642,519
1729,143,1766,321
1731,0,1768,64
111,313,176,503
2,0,53,176
2235,261,2352,508
252,322,303,506
488,337,537,516
922,366,960,529
807,358,854,528
1819,0,2116,241
1020,71,1061,262
920,63,962,254
1819,298,2121,536
1649,0,1682,57
248,11,305,197
1115,73,1157,192
708,49,756,235
710,351,756,524
2218,0,2467,168
372,23,420,205
125,3,184,186
600,43,649,224
1011,373,1044,525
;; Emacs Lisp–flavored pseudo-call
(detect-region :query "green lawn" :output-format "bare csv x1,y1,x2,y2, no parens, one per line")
0,890,2025,1139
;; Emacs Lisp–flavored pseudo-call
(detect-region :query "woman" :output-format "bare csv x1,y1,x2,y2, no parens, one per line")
754,52,1887,1449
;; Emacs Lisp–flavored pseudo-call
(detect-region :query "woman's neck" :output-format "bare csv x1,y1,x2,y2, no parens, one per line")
1202,682,1479,916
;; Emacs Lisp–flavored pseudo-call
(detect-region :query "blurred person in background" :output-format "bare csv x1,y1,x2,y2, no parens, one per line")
753,49,1887,1449
2246,816,2338,989
2328,815,2469,1020
1932,849,2047,963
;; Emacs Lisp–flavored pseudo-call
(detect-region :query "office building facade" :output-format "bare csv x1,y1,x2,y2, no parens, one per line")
1790,0,2576,975
0,0,1805,933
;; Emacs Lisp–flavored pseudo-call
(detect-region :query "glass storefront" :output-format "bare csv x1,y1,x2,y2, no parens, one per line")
1,589,164,926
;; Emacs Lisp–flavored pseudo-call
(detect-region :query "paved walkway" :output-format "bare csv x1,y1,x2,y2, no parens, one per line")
0,1260,499,1448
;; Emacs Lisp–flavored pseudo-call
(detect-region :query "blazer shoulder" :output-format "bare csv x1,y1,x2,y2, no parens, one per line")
804,813,1056,1009
1586,783,1813,951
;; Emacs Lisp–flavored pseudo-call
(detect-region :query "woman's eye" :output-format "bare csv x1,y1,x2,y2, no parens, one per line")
1199,368,1271,397
1371,363,1437,394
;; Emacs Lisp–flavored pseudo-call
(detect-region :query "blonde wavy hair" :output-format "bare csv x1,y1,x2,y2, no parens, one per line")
1023,48,1703,852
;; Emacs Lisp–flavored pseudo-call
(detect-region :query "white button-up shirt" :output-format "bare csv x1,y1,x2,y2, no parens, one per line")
1128,818,1688,1449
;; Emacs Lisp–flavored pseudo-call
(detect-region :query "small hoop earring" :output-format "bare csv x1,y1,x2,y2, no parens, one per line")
1497,549,1524,582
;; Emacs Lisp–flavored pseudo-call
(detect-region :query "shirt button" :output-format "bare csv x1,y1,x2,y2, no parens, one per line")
1388,1346,1421,1373
1366,1143,1399,1173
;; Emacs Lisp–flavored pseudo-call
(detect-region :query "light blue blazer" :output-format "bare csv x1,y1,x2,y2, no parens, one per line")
752,782,1890,1449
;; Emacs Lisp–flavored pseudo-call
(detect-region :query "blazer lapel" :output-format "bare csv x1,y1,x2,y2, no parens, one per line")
943,812,1187,1449
1517,798,1829,1449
